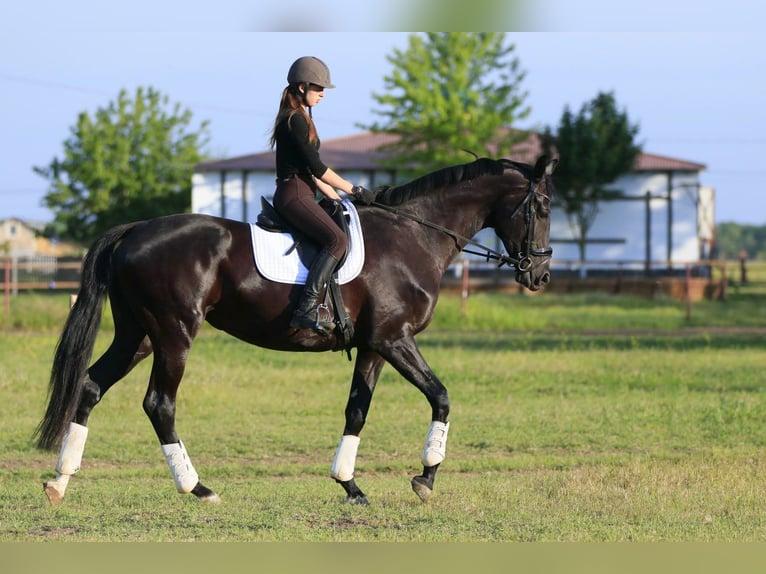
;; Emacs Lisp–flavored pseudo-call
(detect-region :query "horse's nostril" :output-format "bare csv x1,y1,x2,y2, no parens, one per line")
539,272,551,286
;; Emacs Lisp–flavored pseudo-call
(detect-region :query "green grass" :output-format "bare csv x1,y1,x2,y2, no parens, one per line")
2,287,766,541
435,288,766,331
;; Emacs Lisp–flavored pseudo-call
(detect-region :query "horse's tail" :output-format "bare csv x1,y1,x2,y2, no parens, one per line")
35,222,138,451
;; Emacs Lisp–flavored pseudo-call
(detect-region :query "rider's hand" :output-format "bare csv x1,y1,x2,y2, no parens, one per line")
350,185,376,205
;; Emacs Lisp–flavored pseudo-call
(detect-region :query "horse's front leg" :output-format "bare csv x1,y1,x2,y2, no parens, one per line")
331,350,385,505
143,346,221,504
381,336,450,503
412,420,449,502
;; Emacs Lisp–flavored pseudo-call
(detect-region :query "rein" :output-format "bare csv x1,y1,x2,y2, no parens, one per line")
370,200,518,268
369,177,552,272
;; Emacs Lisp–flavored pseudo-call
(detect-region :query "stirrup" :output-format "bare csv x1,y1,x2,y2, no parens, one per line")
311,302,336,335
291,305,335,335
314,303,336,334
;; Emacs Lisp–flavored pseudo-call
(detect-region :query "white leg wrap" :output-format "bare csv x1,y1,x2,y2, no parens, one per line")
45,473,71,493
162,440,199,494
422,421,450,467
56,422,89,475
330,435,360,482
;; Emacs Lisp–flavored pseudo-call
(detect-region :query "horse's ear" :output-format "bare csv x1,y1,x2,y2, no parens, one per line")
534,155,558,179
533,155,548,179
545,158,558,177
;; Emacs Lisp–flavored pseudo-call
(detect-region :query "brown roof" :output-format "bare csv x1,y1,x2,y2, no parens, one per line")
195,131,705,173
634,152,706,172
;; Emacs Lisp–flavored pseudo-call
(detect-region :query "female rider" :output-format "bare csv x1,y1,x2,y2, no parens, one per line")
270,56,374,335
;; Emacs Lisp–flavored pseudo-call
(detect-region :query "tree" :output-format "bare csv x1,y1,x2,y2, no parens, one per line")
35,86,210,243
361,32,530,177
715,222,766,260
541,91,641,262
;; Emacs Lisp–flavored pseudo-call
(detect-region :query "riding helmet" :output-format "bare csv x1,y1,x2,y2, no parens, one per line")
287,56,335,89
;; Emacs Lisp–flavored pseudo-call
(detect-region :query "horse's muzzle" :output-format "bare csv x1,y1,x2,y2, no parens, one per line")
535,271,551,289
516,269,551,291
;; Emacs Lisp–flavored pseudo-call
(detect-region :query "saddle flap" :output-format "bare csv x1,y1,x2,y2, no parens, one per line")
320,199,351,239
256,197,289,233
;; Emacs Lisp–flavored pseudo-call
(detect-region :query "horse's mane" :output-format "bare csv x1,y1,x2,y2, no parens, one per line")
375,157,524,207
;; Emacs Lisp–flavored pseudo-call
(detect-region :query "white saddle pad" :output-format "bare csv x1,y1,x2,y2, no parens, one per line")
250,199,365,285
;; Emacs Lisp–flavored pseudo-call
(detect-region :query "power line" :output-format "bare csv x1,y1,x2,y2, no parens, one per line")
650,137,766,145
0,71,110,96
1,69,361,127
707,169,766,176
0,70,272,118
0,188,47,195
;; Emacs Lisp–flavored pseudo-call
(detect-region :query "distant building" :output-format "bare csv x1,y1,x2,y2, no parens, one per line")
0,218,38,257
192,131,713,271
192,132,398,223
0,218,82,258
550,152,713,269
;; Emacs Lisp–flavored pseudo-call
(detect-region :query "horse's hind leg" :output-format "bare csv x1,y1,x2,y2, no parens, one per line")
44,322,151,506
379,336,450,503
331,350,386,505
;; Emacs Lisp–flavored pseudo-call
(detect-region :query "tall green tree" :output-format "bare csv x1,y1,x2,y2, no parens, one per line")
541,91,641,262
35,86,210,243
362,32,530,177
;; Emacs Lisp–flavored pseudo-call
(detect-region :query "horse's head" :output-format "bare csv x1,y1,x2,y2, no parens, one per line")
491,156,557,291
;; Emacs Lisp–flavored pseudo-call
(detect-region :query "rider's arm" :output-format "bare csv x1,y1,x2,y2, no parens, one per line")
313,176,343,201
317,167,354,196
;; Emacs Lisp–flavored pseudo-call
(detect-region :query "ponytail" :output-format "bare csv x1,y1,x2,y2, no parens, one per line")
269,85,318,149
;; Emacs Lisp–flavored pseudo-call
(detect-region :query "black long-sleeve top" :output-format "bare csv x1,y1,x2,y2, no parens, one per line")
274,112,328,180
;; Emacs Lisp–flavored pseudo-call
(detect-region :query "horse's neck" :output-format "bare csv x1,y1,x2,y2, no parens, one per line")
410,187,492,239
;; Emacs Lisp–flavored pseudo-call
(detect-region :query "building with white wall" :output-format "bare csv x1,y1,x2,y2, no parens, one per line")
193,131,713,273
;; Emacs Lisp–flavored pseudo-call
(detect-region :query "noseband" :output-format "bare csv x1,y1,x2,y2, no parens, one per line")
370,175,553,272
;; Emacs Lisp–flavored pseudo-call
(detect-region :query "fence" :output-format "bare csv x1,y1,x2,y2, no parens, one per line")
3,256,82,314
441,258,732,302
2,254,755,311
2,256,82,292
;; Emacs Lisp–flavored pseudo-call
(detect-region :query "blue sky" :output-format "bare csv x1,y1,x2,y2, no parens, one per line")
1,2,765,225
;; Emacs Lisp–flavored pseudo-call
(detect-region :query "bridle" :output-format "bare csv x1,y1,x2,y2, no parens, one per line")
370,174,553,272
504,181,554,271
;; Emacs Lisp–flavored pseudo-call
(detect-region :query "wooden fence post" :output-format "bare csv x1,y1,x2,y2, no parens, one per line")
3,258,9,316
461,259,469,315
685,263,692,321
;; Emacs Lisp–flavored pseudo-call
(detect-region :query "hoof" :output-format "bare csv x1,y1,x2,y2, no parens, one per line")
199,492,222,504
336,478,368,505
43,475,70,507
191,482,220,503
43,482,64,507
411,476,432,503
343,495,369,506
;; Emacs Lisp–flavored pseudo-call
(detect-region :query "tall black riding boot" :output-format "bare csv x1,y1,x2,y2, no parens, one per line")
290,250,340,335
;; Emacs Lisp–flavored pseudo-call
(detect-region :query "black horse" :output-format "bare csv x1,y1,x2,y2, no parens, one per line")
36,155,557,506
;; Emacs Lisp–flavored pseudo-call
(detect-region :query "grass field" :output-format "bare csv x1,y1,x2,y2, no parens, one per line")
2,286,766,542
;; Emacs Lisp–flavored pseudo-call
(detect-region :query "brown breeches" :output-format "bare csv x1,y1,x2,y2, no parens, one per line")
273,175,348,260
